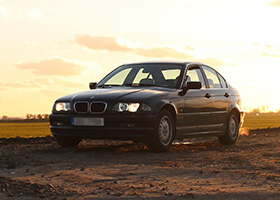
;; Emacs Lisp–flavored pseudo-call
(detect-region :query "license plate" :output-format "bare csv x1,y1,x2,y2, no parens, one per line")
72,117,104,126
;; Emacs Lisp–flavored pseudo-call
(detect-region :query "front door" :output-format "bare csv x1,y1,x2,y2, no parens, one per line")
177,65,213,137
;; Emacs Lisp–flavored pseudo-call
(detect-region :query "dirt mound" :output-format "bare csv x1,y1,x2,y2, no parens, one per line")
0,136,54,145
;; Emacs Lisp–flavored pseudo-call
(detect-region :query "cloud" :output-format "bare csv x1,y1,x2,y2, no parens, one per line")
198,57,225,68
262,52,280,58
135,47,193,59
41,89,70,98
75,34,193,59
24,40,37,45
253,43,274,49
0,80,41,91
27,8,42,19
0,77,86,92
74,34,225,66
0,82,35,88
184,44,195,51
15,57,86,76
34,77,85,88
268,0,280,7
0,6,9,18
260,43,280,58
75,35,131,52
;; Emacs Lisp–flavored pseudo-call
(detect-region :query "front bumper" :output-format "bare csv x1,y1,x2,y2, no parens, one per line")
49,113,156,140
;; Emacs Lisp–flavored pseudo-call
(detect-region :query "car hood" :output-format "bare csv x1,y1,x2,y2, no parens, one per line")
57,87,175,103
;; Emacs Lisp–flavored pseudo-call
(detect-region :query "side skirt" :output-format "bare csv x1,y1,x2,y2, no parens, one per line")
175,124,224,139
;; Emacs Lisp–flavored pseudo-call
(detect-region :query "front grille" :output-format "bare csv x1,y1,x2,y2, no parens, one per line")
90,102,107,113
74,101,107,114
74,102,88,113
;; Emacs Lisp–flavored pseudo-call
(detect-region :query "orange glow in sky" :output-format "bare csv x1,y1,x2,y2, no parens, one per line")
1,0,280,117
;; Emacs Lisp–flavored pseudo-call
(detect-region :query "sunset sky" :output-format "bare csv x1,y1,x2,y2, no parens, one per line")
1,0,280,117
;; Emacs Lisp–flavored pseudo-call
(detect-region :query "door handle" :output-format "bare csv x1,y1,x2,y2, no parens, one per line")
224,92,230,98
204,93,211,98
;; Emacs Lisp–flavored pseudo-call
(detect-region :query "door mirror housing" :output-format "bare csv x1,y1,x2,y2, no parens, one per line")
89,82,97,89
179,81,202,96
184,81,202,90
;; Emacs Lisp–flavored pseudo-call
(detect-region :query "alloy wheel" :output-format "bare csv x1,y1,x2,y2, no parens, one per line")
158,116,172,146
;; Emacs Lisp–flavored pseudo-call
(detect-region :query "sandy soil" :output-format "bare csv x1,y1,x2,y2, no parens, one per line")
0,128,280,200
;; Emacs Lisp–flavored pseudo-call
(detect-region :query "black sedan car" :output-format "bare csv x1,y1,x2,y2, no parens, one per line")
50,61,245,152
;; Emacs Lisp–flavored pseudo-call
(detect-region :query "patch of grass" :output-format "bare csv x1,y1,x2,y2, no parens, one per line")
0,113,279,138
243,113,280,129
0,123,51,138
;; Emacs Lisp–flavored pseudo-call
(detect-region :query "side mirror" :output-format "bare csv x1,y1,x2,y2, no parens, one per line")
184,81,202,91
179,81,201,96
89,82,97,89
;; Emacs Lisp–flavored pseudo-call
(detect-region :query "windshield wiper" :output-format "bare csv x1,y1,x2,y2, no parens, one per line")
97,84,121,88
98,83,164,88
138,84,162,87
123,83,158,87
123,83,140,87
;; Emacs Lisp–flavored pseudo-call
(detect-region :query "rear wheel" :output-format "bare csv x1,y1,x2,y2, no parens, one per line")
54,136,81,147
219,112,239,145
147,109,175,152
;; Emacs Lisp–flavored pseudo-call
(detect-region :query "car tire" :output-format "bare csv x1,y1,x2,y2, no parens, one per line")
147,109,175,152
54,136,81,148
219,111,239,145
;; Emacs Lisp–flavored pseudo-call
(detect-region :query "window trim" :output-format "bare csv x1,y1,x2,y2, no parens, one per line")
217,72,228,88
201,65,224,89
185,65,206,89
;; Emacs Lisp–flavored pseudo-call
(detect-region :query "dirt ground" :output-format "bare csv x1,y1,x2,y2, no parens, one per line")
0,128,279,200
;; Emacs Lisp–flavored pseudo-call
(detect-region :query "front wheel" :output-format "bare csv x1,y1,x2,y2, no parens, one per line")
54,136,81,147
147,109,175,152
219,112,239,145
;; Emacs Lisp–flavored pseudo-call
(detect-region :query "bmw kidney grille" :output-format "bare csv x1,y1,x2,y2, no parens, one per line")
74,101,107,114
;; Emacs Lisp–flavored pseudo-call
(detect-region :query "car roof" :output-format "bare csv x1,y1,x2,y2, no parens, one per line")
122,60,205,66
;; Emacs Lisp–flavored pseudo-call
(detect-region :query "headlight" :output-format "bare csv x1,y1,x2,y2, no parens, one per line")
139,103,152,112
113,103,140,112
113,103,151,112
55,102,71,112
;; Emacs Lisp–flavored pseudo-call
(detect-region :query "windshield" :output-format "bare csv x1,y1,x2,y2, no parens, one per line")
97,64,184,88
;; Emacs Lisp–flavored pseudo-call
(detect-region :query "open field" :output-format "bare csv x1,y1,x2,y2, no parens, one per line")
0,123,51,139
0,113,279,139
243,113,280,130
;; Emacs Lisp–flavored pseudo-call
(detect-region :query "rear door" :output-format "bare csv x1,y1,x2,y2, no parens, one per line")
201,66,230,132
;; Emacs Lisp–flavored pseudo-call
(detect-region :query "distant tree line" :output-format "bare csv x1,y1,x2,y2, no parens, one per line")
247,105,280,114
25,114,49,120
0,114,49,122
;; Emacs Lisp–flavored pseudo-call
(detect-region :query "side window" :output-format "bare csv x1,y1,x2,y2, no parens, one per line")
202,66,221,88
217,73,228,88
185,68,206,89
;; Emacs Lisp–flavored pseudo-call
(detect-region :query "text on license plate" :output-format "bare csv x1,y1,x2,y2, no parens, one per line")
72,117,104,126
